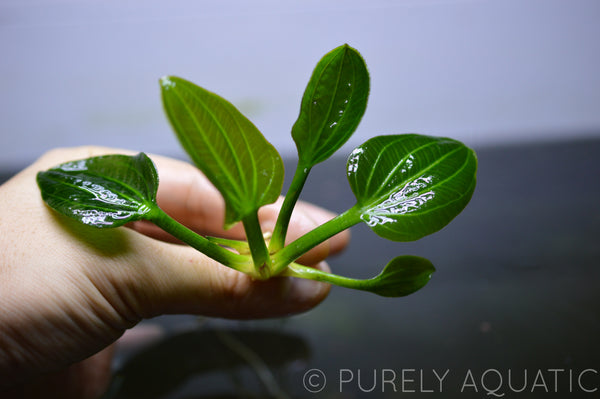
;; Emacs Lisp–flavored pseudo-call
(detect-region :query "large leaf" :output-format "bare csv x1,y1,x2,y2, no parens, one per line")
292,44,369,167
160,76,284,228
347,134,477,241
36,153,159,228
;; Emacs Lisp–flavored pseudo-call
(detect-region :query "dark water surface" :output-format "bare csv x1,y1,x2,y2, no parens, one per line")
4,139,598,398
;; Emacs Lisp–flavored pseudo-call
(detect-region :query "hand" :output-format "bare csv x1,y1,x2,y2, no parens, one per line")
0,146,349,397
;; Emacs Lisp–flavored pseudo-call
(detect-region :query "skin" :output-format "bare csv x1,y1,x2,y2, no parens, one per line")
0,146,349,398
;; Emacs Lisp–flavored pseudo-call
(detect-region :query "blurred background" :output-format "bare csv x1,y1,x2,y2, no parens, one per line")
2,1,599,398
1,0,599,169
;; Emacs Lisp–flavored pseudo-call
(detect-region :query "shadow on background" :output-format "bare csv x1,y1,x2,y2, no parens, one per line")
103,326,309,399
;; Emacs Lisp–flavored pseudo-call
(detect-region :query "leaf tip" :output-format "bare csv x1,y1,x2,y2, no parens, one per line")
160,76,176,90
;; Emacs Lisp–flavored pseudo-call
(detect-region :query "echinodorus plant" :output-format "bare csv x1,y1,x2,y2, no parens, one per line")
37,44,477,297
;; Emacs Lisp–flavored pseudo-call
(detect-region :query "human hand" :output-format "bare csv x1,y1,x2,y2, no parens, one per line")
0,146,349,397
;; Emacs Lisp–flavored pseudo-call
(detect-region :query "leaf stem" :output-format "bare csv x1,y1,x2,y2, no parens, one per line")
282,263,378,293
269,162,311,253
242,212,272,279
271,205,361,273
206,236,250,254
149,208,252,273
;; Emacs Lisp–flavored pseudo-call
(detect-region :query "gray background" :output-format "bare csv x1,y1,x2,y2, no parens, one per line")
2,0,600,169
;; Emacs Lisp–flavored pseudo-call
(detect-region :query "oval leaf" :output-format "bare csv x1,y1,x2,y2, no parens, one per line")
347,134,477,241
292,44,369,167
161,76,284,228
36,153,158,228
366,255,435,297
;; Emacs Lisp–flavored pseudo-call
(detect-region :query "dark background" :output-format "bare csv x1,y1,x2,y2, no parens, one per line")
2,138,585,398
2,138,598,398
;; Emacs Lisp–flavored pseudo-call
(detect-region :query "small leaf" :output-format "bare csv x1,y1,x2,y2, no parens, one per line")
365,255,435,297
161,76,284,228
283,255,435,297
292,44,369,167
36,153,159,228
347,134,477,241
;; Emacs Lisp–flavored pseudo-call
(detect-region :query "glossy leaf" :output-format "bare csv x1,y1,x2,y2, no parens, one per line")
292,44,369,167
160,76,284,228
347,134,477,241
363,255,435,297
36,153,159,228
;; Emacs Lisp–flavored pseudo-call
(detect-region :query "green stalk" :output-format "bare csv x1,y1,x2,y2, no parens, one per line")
206,236,250,254
149,207,252,273
269,162,311,253
271,205,361,274
282,263,380,293
242,212,272,279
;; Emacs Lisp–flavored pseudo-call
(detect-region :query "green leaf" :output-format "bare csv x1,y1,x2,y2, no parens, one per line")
36,153,159,228
160,76,284,228
362,255,435,297
347,134,477,241
292,44,369,167
283,255,435,297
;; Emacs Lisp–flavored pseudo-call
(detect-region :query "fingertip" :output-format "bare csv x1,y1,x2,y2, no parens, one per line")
202,262,331,319
282,261,331,312
328,227,351,256
280,202,350,265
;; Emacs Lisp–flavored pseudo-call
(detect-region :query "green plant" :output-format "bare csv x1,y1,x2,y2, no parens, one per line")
37,44,477,297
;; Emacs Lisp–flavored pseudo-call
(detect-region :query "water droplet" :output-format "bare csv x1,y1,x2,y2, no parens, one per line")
72,209,133,226
60,160,88,172
361,175,436,226
347,148,364,173
160,76,176,89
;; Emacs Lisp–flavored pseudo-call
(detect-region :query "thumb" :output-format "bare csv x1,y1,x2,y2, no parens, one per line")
102,229,331,320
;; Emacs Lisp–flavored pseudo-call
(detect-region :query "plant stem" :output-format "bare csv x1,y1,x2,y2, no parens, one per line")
149,207,252,273
269,162,311,253
206,236,250,254
242,212,272,279
282,263,378,292
271,205,361,274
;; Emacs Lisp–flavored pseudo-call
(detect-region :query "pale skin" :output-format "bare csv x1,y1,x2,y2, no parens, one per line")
0,146,349,398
